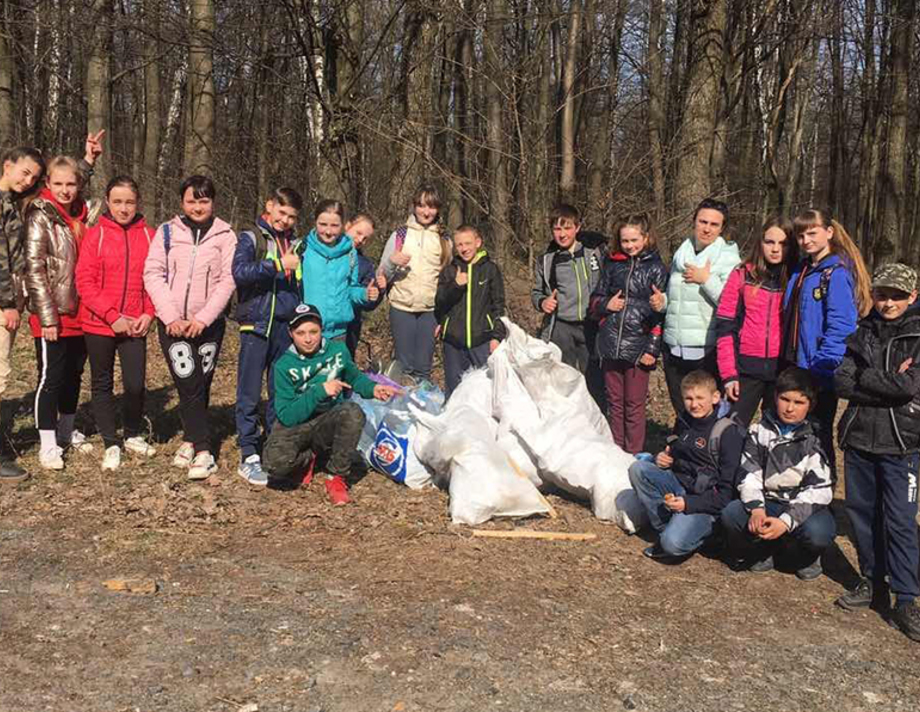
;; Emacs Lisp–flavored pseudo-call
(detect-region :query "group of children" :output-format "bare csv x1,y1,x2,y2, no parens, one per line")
1,139,918,643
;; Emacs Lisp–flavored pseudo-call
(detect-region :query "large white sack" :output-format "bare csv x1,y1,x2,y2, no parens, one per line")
511,415,646,533
444,367,494,418
413,405,549,525
498,319,609,439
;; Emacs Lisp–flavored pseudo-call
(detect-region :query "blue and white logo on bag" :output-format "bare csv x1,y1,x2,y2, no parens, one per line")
370,424,408,483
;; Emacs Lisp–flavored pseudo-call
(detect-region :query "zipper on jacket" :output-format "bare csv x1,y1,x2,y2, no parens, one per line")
575,257,584,321
764,286,772,362
183,227,201,319
120,224,130,314
886,334,913,451
615,256,637,361
205,266,211,300
466,262,473,348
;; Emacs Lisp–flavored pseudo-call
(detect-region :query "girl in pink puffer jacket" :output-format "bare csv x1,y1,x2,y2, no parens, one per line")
143,175,237,480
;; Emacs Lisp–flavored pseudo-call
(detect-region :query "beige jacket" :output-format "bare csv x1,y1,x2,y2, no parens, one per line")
380,216,450,312
24,199,80,327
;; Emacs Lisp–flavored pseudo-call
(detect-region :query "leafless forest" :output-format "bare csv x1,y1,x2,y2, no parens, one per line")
1,0,918,267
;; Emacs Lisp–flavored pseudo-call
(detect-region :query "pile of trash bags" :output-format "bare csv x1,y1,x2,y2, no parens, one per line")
354,318,647,533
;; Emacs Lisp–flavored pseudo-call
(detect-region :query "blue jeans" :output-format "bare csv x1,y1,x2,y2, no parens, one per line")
235,326,293,459
443,340,491,397
628,460,716,556
720,499,836,568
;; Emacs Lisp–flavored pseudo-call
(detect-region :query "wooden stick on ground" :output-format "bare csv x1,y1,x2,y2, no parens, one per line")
471,529,597,541
505,455,558,519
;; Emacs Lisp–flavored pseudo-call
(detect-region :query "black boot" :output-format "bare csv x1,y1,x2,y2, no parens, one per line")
0,458,29,483
890,600,920,642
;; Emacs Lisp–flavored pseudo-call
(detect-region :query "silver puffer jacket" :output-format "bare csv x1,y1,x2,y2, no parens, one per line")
24,198,81,327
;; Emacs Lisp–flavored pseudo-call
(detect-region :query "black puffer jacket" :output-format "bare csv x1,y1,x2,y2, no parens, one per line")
435,251,505,349
835,305,920,455
589,249,668,363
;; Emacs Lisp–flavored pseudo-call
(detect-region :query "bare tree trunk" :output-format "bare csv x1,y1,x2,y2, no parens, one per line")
485,0,511,262
0,3,13,146
827,1,846,216
185,0,215,175
874,0,915,265
559,0,581,201
646,0,667,223
86,0,112,189
673,0,727,221
454,2,475,221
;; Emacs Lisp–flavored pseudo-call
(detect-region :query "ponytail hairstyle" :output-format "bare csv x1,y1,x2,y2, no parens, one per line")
314,199,346,222
45,155,85,192
793,208,872,317
411,183,442,218
745,215,798,288
611,212,657,255
105,175,141,200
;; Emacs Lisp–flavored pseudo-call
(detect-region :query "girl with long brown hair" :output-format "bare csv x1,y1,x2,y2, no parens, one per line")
715,216,800,425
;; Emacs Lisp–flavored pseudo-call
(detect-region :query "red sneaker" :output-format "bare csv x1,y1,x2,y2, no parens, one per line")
301,452,317,487
325,475,350,506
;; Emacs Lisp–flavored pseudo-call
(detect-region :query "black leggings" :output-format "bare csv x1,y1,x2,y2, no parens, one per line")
85,333,147,448
34,335,86,431
158,319,225,452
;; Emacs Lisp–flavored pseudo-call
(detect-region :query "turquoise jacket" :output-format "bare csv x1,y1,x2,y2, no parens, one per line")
299,230,369,339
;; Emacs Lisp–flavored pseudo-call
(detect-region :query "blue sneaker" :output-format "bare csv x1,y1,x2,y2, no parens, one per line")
238,454,268,487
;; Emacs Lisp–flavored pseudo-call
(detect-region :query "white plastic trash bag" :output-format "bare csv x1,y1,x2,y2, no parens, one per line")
413,406,550,525
361,383,445,489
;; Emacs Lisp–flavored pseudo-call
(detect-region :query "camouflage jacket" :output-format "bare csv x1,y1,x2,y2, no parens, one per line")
0,190,26,310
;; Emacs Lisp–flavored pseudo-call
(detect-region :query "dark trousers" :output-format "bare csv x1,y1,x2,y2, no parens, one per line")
34,335,87,430
662,348,718,417
345,315,363,359
84,333,147,448
603,359,651,454
235,326,292,459
812,389,839,480
443,340,491,397
390,307,436,379
730,376,776,427
263,402,365,479
157,318,225,453
844,448,920,604
721,499,837,568
550,320,589,372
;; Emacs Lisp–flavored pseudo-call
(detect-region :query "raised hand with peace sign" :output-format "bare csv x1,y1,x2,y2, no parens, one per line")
84,129,106,166
279,242,300,272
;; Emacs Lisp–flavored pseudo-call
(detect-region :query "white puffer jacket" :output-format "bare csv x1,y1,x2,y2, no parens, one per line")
662,236,740,348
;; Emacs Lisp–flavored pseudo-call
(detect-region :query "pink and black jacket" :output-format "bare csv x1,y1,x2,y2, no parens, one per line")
715,263,784,385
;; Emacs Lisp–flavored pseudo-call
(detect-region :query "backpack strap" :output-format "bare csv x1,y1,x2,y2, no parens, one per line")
707,414,739,470
394,226,408,252
163,222,172,283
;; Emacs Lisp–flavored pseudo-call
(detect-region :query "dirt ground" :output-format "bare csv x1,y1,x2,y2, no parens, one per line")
2,286,919,712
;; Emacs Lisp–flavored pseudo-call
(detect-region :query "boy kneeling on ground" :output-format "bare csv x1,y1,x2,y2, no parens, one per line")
263,304,399,505
628,370,743,560
835,263,920,642
720,367,835,581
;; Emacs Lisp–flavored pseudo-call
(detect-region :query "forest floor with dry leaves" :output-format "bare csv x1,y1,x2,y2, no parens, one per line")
2,279,919,712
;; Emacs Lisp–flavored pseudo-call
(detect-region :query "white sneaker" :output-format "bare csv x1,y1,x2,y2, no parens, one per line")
39,446,65,470
62,429,94,454
102,445,121,471
172,442,195,469
188,451,217,480
125,436,157,457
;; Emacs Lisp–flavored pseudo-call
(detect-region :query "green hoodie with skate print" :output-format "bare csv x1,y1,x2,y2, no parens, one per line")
273,339,377,427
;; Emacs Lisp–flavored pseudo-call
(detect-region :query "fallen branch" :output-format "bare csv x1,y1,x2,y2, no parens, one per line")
470,530,596,541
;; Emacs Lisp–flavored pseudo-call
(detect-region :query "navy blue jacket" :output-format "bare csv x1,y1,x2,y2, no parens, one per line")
354,248,384,318
669,406,744,515
231,218,302,337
